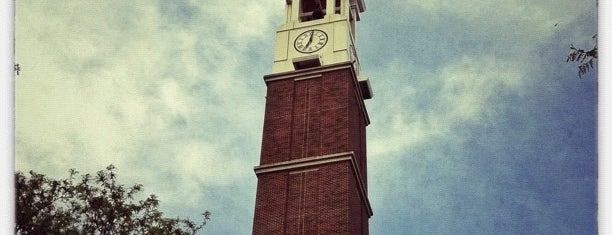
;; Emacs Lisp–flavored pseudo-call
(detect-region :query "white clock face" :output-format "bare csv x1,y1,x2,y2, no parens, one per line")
294,29,328,53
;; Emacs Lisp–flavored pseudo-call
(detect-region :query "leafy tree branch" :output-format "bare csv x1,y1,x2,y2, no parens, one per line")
566,34,598,78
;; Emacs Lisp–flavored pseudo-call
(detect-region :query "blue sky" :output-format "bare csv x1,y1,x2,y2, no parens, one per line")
13,1,598,234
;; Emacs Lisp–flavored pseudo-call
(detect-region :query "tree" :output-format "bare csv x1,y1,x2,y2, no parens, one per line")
15,165,210,234
566,34,598,78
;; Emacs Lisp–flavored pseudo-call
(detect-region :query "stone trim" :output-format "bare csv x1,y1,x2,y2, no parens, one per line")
294,74,322,81
263,61,353,82
289,168,319,174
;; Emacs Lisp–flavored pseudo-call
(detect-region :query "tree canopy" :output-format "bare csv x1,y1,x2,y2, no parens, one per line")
15,165,210,234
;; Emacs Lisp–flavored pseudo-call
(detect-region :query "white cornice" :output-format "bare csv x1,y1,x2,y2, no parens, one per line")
254,151,354,174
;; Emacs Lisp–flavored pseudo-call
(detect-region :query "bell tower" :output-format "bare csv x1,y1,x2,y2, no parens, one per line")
252,0,373,234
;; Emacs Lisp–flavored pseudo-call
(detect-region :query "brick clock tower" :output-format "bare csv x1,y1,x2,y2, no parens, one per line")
252,0,373,234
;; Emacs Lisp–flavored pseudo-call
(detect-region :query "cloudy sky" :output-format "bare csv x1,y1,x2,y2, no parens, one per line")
14,0,598,234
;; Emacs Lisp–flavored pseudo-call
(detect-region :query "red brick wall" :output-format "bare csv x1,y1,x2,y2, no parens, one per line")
253,172,289,234
259,68,366,164
253,161,366,235
254,67,369,234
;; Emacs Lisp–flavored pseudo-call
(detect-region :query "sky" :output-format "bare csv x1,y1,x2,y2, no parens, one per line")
12,0,599,234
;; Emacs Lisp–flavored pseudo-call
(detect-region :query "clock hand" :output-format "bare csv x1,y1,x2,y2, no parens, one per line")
304,30,314,49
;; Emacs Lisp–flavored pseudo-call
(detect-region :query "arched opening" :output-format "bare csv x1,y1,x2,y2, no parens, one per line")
299,0,326,22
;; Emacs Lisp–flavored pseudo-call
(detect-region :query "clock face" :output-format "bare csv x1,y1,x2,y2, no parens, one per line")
294,29,328,53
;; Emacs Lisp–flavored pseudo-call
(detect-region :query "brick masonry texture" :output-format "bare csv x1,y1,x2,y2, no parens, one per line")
253,67,370,235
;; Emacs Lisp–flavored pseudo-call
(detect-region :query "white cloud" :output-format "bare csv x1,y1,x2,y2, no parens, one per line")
15,1,277,197
17,1,159,173
159,79,193,119
403,0,586,30
197,1,284,42
15,5,276,231
368,56,524,158
393,0,595,55
365,0,595,161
